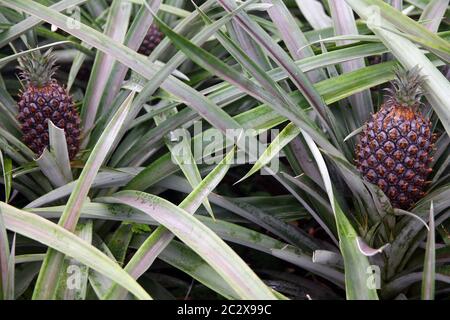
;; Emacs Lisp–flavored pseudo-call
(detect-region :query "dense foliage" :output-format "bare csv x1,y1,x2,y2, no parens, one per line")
0,0,448,300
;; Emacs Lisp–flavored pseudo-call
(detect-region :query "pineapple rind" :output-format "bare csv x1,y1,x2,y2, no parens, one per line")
355,66,433,209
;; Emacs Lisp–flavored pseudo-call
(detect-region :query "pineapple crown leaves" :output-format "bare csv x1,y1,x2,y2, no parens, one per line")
17,49,58,88
385,65,426,109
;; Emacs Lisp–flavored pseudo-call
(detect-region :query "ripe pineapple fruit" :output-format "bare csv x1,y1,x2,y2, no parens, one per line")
355,66,435,209
17,50,81,160
138,24,164,56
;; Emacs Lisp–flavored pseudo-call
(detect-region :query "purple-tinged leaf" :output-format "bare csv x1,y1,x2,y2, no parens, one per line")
57,221,93,300
0,0,88,48
36,121,73,188
5,234,15,300
99,0,162,119
0,202,151,300
81,0,132,141
263,0,324,82
228,20,271,70
218,0,334,136
421,201,435,300
0,150,12,203
328,0,374,123
32,92,135,299
103,148,235,299
105,190,277,299
356,237,390,256
420,0,449,32
295,0,333,30
0,205,9,299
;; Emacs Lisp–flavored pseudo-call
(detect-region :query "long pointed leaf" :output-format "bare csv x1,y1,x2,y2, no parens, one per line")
302,132,379,300
104,148,235,299
0,202,151,300
345,0,450,136
421,201,435,300
32,92,135,299
104,190,277,300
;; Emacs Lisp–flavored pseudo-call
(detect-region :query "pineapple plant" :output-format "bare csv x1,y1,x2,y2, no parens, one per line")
138,24,164,56
355,67,435,209
17,49,81,160
0,0,448,302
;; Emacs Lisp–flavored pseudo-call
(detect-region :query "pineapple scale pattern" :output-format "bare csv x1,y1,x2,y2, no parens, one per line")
355,106,434,209
138,24,164,56
18,80,81,160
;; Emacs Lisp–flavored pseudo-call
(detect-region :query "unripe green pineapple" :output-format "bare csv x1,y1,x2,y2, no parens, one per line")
355,66,435,209
138,24,164,56
17,50,81,160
